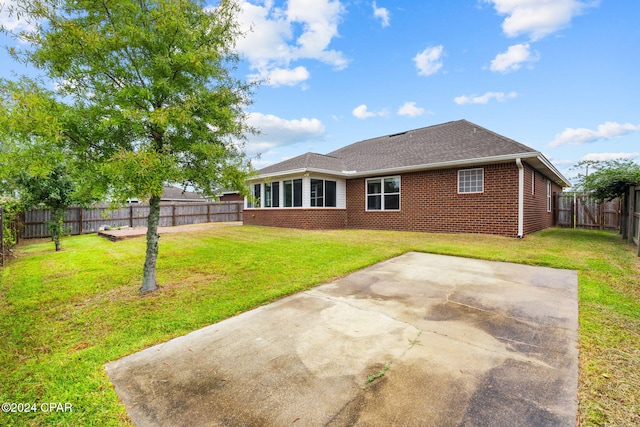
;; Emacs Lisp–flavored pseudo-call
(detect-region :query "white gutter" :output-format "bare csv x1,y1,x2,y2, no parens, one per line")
516,158,524,238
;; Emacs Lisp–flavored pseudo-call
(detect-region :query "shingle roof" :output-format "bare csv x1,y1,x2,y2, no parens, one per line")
258,152,347,175
161,186,207,202
255,120,568,185
327,120,535,172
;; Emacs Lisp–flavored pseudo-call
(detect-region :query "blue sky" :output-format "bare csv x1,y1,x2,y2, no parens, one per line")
2,0,639,185
230,0,640,184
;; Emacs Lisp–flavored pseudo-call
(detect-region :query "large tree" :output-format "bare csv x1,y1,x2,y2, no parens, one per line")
0,77,85,252
3,0,255,293
17,164,78,252
572,159,640,201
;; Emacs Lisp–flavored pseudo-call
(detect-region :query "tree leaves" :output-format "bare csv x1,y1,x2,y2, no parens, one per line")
2,0,257,288
572,159,640,201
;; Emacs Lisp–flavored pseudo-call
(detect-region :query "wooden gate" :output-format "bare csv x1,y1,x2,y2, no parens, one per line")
554,194,619,230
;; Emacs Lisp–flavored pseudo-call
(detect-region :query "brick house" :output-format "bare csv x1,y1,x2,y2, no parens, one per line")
244,120,569,237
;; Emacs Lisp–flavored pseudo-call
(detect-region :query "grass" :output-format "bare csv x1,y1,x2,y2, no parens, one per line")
0,226,638,426
366,364,390,384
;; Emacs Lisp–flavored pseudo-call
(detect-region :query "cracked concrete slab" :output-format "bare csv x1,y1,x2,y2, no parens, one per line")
105,252,578,426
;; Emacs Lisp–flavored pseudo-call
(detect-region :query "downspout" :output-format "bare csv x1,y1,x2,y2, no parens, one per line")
516,158,524,238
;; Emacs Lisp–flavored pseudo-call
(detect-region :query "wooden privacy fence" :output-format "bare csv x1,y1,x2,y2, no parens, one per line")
554,194,619,230
621,185,640,256
20,201,243,239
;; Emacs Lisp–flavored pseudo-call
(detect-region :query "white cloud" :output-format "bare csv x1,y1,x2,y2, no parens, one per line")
246,112,326,153
549,159,575,168
397,102,429,117
236,0,348,87
582,152,640,162
0,0,37,35
413,45,444,76
352,104,388,119
490,43,538,73
454,91,517,105
373,1,390,27
484,0,597,41
250,157,277,169
550,122,640,147
258,66,310,87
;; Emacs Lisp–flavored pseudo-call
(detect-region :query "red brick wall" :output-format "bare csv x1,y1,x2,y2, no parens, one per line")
346,164,520,236
219,193,244,202
244,162,562,236
522,163,563,234
243,208,347,230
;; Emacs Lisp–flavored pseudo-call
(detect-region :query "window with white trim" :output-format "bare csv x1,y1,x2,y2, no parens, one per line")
458,168,484,194
366,176,400,211
283,179,302,207
264,182,279,208
250,183,261,208
547,180,552,212
311,179,337,207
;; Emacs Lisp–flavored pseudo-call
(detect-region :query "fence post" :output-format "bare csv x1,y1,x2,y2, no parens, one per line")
628,187,636,244
78,207,83,235
621,194,628,239
172,204,176,227
129,203,134,228
207,203,211,223
18,212,24,243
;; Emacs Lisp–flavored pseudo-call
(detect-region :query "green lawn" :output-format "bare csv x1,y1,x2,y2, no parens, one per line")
1,226,638,426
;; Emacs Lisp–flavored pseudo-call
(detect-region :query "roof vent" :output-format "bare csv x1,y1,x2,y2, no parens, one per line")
388,131,408,137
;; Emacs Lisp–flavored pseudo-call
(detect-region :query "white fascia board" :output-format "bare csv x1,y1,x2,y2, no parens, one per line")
251,168,346,181
536,155,571,187
250,168,307,181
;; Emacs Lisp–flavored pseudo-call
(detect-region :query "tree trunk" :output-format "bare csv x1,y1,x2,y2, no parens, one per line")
50,208,64,252
141,195,161,293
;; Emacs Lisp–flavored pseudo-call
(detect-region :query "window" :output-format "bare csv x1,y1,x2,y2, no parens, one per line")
532,170,535,195
264,182,279,208
252,183,261,208
458,169,484,194
284,179,302,207
310,179,323,207
547,180,552,212
366,176,400,211
284,180,292,207
311,179,337,207
264,183,272,208
325,181,337,207
272,182,279,207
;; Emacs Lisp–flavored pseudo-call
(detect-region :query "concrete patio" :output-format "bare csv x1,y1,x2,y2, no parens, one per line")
106,252,579,426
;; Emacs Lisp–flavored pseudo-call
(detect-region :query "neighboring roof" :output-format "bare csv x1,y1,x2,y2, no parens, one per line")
255,120,570,186
161,186,207,202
